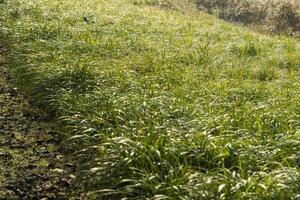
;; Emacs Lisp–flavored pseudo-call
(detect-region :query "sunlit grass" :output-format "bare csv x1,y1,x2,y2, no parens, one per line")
1,0,300,199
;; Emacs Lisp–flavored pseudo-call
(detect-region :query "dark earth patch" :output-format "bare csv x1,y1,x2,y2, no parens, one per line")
0,49,75,199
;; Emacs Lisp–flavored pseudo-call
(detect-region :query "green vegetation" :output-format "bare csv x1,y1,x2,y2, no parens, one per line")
1,0,300,199
196,0,300,35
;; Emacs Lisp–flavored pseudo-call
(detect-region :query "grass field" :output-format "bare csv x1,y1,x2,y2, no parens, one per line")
1,0,300,199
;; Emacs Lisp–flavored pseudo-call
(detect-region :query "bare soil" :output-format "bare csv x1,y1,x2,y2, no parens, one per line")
0,48,75,199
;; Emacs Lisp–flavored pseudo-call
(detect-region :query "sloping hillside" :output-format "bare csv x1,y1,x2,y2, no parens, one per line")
1,0,300,199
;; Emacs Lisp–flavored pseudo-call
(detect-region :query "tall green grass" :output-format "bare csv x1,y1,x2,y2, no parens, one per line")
1,0,300,198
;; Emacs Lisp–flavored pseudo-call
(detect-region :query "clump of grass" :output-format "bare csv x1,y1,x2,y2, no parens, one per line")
78,135,214,199
1,0,300,199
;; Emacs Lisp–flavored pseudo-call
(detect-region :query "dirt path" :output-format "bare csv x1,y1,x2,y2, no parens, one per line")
0,47,74,199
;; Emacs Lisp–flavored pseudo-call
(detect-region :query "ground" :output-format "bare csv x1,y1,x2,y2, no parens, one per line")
1,0,300,199
0,47,73,199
